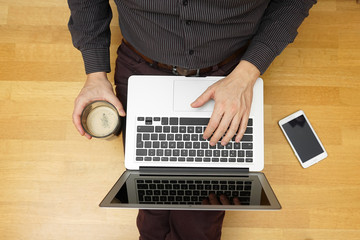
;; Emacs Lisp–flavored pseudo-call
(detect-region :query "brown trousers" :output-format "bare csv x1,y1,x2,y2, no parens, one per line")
114,42,243,240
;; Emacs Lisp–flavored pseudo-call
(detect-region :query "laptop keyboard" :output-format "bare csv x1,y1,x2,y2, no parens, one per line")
135,117,254,163
136,179,252,205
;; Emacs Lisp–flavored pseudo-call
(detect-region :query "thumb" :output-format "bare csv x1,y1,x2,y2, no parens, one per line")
191,88,214,108
109,95,126,117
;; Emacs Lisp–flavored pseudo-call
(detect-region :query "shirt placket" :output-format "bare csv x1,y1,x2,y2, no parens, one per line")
179,0,195,68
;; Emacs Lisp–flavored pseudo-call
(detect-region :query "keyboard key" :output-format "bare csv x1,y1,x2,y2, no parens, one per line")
145,117,152,125
197,150,204,157
153,141,160,148
246,151,253,157
181,150,188,156
167,134,174,141
145,141,151,148
171,126,178,133
196,127,202,133
151,134,158,140
137,126,154,132
163,126,170,133
179,126,187,133
242,143,253,149
205,150,212,157
136,149,147,156
191,134,198,141
241,135,253,142
155,126,162,132
187,126,194,133
161,117,168,125
238,150,245,157
170,117,178,125
137,117,144,121
247,118,253,126
175,134,182,141
143,134,150,140
176,142,184,148
221,150,228,157
180,118,210,125
159,134,166,140
156,149,164,156
148,149,155,156
185,142,192,148
169,142,176,148
245,127,253,134
161,141,168,148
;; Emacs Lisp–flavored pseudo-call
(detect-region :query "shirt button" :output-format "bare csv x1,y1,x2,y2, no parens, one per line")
189,50,194,55
186,20,191,25
183,0,188,6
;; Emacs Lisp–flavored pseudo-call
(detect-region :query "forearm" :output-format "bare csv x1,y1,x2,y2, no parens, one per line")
67,0,112,74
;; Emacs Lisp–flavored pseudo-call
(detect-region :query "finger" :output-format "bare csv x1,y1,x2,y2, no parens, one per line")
191,87,214,108
235,110,250,142
208,193,221,205
219,195,231,205
203,103,224,141
84,132,92,140
107,94,126,117
220,113,241,146
233,197,241,205
202,198,210,205
209,111,233,146
72,98,89,136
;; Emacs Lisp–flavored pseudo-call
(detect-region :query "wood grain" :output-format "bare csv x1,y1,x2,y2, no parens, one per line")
0,0,359,239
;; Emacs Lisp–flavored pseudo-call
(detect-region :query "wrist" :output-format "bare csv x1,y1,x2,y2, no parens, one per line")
233,60,260,83
87,71,108,81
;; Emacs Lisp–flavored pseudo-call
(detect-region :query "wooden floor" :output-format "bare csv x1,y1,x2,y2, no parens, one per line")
1,0,359,239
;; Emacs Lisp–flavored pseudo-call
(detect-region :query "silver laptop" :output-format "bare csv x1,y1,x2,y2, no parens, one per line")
100,76,281,210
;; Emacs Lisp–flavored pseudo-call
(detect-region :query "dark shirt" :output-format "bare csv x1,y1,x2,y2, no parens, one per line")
68,0,316,75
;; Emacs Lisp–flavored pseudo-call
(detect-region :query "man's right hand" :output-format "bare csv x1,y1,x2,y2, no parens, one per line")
72,72,125,139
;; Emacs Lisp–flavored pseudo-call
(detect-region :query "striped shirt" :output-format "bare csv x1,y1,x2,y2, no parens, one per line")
68,0,316,75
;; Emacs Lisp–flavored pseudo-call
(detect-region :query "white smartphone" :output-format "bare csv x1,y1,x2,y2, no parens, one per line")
278,110,327,168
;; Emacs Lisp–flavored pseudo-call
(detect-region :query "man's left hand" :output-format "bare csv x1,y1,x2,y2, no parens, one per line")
191,60,260,146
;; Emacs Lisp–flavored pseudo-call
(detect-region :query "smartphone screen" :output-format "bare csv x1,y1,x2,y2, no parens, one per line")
281,115,324,163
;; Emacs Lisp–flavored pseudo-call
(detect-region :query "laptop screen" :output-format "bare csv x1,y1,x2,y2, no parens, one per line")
100,171,281,210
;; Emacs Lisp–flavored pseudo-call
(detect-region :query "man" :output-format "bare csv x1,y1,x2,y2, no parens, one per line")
68,0,316,239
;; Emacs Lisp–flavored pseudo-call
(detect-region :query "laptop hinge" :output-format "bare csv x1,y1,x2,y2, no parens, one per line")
139,167,249,175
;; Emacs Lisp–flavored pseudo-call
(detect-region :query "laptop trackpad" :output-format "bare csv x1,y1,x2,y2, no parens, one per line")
173,79,215,112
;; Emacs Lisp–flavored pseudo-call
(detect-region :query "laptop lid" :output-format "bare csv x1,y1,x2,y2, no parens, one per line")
125,76,264,171
99,168,281,210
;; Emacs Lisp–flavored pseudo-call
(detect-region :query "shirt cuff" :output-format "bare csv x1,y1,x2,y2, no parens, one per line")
81,48,111,74
241,41,277,75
